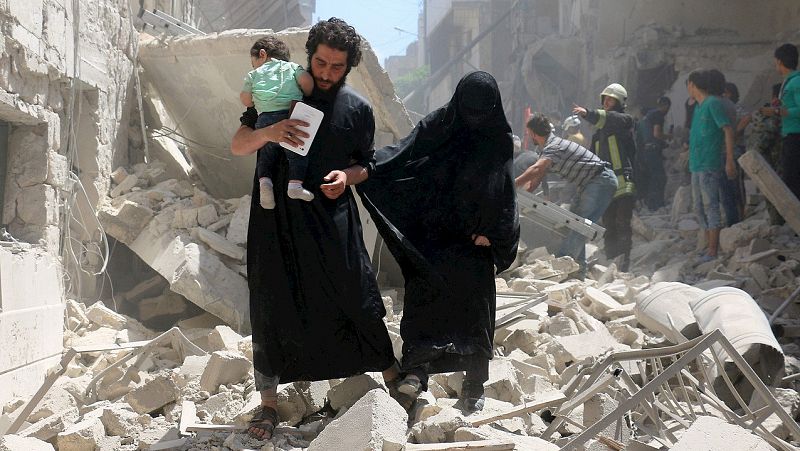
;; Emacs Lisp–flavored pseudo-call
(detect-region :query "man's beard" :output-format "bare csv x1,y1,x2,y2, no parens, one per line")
311,71,348,93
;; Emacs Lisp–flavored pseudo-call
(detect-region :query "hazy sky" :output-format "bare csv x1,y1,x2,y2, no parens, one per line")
314,0,421,67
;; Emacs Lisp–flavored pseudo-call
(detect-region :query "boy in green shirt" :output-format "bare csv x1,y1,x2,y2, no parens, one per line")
686,69,735,261
761,43,800,204
241,36,314,209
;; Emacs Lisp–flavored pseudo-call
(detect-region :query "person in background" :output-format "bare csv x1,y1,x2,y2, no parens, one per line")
746,83,784,224
714,74,745,226
636,96,672,211
761,43,800,206
516,113,617,274
573,83,637,271
686,69,735,262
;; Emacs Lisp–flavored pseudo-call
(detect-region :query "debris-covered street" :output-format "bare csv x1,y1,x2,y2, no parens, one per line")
1,1,799,450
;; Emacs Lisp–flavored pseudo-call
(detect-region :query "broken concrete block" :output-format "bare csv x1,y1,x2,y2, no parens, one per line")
495,318,541,344
484,359,524,404
453,427,558,450
583,393,630,446
581,286,623,319
607,323,645,348
226,195,251,245
56,418,105,451
110,167,129,185
0,435,55,451
28,386,78,423
543,281,581,305
671,415,772,451
327,373,384,411
85,300,128,329
719,219,770,254
551,329,628,366
238,335,253,361
756,388,800,440
193,227,244,261
547,315,580,337
199,351,251,393
199,389,245,425
525,353,560,384
411,406,469,444
20,415,65,442
276,383,310,426
195,204,220,228
110,174,139,198
172,206,199,229
100,406,142,437
308,388,407,451
97,199,155,245
207,325,244,353
138,290,190,321
124,374,180,414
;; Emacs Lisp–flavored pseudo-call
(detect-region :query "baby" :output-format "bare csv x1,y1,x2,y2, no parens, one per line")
241,36,314,209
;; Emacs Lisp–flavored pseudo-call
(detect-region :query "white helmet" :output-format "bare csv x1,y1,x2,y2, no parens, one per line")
600,83,627,106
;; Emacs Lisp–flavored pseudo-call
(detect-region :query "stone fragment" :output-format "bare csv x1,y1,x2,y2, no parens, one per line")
195,204,219,227
207,325,244,352
28,386,77,423
97,200,155,244
307,389,407,451
194,227,244,260
583,393,630,446
172,207,198,229
411,406,469,443
110,174,139,198
85,300,129,329
547,315,579,336
226,195,251,245
453,427,558,450
484,359,524,404
551,329,628,367
581,286,623,319
199,351,251,393
56,418,105,451
138,291,190,321
0,435,55,451
327,373,384,411
110,167,129,185
124,374,180,414
19,415,66,441
100,406,142,437
606,323,645,348
671,415,772,451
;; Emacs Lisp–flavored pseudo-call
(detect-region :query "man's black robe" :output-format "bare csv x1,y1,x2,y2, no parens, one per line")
246,84,394,383
358,72,519,375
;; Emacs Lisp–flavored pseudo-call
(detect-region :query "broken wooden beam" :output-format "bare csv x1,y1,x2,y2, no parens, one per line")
469,391,567,426
738,150,800,235
404,440,515,451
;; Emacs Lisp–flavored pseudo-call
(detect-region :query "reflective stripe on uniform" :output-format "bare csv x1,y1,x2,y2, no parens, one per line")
596,109,607,129
608,135,635,198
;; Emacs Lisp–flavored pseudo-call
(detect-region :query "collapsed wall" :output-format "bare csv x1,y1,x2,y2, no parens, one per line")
0,0,138,407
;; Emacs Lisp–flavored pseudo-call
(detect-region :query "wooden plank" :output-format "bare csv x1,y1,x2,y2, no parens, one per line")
6,349,78,434
179,401,198,436
738,150,800,235
405,440,516,451
469,391,567,427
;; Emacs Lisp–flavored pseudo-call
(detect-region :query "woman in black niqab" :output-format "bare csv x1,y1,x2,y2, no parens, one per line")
359,71,519,411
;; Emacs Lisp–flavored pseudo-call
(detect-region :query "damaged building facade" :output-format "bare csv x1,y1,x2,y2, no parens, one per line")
399,0,800,132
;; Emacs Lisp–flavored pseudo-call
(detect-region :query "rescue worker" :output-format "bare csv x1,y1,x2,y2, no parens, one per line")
573,83,637,271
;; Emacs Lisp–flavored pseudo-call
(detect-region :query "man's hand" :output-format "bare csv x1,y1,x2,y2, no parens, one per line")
572,104,588,117
321,170,347,199
725,158,736,180
471,234,491,246
267,119,310,147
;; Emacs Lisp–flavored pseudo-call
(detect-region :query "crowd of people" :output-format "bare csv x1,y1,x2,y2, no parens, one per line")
229,16,799,440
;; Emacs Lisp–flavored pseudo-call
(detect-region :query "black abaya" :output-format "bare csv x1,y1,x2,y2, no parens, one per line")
246,84,394,383
359,72,519,376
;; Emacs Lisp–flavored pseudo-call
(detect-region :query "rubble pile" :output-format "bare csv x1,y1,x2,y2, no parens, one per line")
2,229,799,450
1,159,798,450
96,162,252,333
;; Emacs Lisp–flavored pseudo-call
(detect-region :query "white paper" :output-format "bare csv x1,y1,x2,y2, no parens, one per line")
279,101,324,156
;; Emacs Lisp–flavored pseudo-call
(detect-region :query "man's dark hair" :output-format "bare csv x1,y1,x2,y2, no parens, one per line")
724,82,740,104
775,43,799,70
707,69,726,96
687,69,712,94
656,96,671,107
526,113,552,137
250,36,290,61
306,17,363,71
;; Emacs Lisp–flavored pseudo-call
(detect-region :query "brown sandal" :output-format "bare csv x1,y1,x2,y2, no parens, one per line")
247,405,278,440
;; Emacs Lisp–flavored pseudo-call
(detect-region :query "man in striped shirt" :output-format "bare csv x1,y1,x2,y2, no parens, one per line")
516,113,618,274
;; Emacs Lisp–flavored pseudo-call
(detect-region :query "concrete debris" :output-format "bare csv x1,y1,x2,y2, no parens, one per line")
55,418,105,451
307,389,407,451
124,374,180,414
0,435,55,451
199,351,251,394
670,415,773,451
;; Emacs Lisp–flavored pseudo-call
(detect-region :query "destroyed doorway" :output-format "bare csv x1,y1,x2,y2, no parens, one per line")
634,63,678,111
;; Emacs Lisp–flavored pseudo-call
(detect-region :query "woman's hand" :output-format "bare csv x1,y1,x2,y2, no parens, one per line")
471,234,491,246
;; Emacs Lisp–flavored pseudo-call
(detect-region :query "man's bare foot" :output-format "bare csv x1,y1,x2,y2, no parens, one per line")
247,405,278,440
